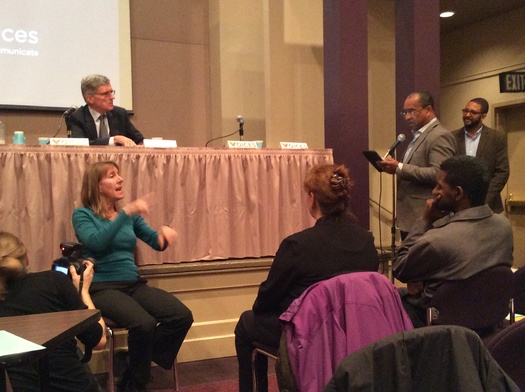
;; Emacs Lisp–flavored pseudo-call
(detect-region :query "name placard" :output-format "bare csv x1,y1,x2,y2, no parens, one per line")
49,138,89,146
227,140,258,148
499,72,525,93
143,139,178,148
280,142,308,149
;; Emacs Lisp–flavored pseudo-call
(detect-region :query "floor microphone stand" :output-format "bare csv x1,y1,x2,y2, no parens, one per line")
390,151,397,283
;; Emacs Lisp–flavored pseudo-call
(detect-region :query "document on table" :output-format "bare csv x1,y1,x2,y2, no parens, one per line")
0,330,45,357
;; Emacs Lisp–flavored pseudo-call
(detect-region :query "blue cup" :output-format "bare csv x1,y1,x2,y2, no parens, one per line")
13,131,25,145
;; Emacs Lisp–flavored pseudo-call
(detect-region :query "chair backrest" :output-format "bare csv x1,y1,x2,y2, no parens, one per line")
486,318,525,390
324,325,520,392
513,267,525,315
427,265,513,332
278,271,413,392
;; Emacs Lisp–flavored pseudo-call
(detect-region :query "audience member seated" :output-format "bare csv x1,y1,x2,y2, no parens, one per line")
393,156,513,327
0,231,106,392
72,161,193,392
69,74,144,146
234,164,380,392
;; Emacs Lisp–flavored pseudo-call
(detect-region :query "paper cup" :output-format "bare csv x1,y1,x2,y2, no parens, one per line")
13,131,25,145
38,137,50,145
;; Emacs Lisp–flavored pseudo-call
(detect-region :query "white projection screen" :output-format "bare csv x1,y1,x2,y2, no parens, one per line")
0,0,132,111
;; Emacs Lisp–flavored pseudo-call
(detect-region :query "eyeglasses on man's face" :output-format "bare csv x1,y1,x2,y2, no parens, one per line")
400,107,423,117
461,108,483,116
92,90,116,98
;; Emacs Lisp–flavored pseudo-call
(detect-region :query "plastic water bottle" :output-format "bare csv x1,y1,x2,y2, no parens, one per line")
0,121,5,144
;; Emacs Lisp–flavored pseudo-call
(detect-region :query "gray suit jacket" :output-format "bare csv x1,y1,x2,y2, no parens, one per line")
397,120,456,232
452,126,509,213
393,205,513,307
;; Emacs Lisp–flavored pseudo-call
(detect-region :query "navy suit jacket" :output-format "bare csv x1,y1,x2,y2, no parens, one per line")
69,105,144,145
452,125,509,213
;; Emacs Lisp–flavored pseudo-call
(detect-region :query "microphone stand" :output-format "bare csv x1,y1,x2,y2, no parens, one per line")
390,151,397,283
239,124,244,141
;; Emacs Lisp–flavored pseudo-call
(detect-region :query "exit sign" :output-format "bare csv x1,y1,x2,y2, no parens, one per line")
499,72,525,92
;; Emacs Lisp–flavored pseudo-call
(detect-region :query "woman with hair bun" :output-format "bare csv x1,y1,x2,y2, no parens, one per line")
235,164,379,392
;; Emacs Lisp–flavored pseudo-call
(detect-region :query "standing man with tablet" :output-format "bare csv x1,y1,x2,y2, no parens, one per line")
378,91,456,240
70,74,144,146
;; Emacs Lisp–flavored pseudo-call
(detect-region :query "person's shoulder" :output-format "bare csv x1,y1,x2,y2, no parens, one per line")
70,105,88,119
110,106,130,116
73,206,93,215
451,127,464,136
483,125,506,138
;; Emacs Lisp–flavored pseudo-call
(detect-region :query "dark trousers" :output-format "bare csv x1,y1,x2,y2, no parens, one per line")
398,288,427,328
90,280,193,389
235,310,282,392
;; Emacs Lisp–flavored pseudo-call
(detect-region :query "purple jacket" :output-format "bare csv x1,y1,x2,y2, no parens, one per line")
279,272,413,392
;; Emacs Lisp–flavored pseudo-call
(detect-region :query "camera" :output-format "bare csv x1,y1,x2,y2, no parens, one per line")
52,242,94,276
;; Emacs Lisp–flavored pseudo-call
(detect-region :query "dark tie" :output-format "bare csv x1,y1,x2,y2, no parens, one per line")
99,114,109,138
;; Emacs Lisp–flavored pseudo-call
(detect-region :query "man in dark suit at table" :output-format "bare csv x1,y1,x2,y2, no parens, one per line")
452,97,509,213
69,74,144,146
378,90,456,240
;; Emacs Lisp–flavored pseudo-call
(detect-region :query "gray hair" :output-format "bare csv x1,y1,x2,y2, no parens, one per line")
81,74,110,102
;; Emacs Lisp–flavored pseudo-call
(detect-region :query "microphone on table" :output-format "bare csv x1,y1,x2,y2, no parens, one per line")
50,106,78,140
64,106,77,117
204,115,245,147
383,134,406,159
236,115,244,141
64,106,77,138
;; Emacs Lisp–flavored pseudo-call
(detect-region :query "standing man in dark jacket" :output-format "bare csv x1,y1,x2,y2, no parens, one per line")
452,97,509,213
70,74,144,146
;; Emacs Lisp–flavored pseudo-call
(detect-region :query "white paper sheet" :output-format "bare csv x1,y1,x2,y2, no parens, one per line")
0,330,45,357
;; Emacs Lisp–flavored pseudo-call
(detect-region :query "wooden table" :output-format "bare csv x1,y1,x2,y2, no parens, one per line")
0,309,101,392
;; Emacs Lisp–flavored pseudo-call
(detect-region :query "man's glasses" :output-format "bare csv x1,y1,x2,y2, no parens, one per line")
400,107,423,117
93,90,116,97
461,108,483,116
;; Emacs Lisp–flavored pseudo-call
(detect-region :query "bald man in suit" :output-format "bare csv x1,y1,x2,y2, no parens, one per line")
378,90,456,240
452,98,509,213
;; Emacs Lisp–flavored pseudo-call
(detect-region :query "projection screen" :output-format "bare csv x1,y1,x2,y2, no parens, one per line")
0,0,132,111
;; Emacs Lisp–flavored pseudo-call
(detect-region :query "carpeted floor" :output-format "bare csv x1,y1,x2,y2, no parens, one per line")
96,355,278,392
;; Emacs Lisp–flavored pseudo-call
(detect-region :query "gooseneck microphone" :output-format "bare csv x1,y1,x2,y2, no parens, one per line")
236,115,244,140
64,106,77,117
383,133,406,159
51,106,77,139
204,115,245,147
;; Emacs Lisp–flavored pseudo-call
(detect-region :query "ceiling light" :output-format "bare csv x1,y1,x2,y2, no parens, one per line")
440,11,455,18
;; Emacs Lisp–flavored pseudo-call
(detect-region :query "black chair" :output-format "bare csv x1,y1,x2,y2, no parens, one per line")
486,318,525,390
426,265,513,337
103,318,179,392
513,266,525,315
251,341,278,392
324,325,520,391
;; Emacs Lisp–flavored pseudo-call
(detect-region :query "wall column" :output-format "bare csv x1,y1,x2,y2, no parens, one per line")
323,0,370,227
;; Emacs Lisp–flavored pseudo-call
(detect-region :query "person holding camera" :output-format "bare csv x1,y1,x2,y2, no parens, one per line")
72,161,193,392
0,231,106,392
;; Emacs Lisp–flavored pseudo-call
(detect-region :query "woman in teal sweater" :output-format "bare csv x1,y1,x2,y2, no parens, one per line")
72,161,193,392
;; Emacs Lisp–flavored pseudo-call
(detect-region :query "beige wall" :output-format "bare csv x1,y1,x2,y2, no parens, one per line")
440,7,525,131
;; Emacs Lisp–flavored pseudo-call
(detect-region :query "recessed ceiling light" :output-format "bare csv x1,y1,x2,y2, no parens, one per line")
440,11,455,18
